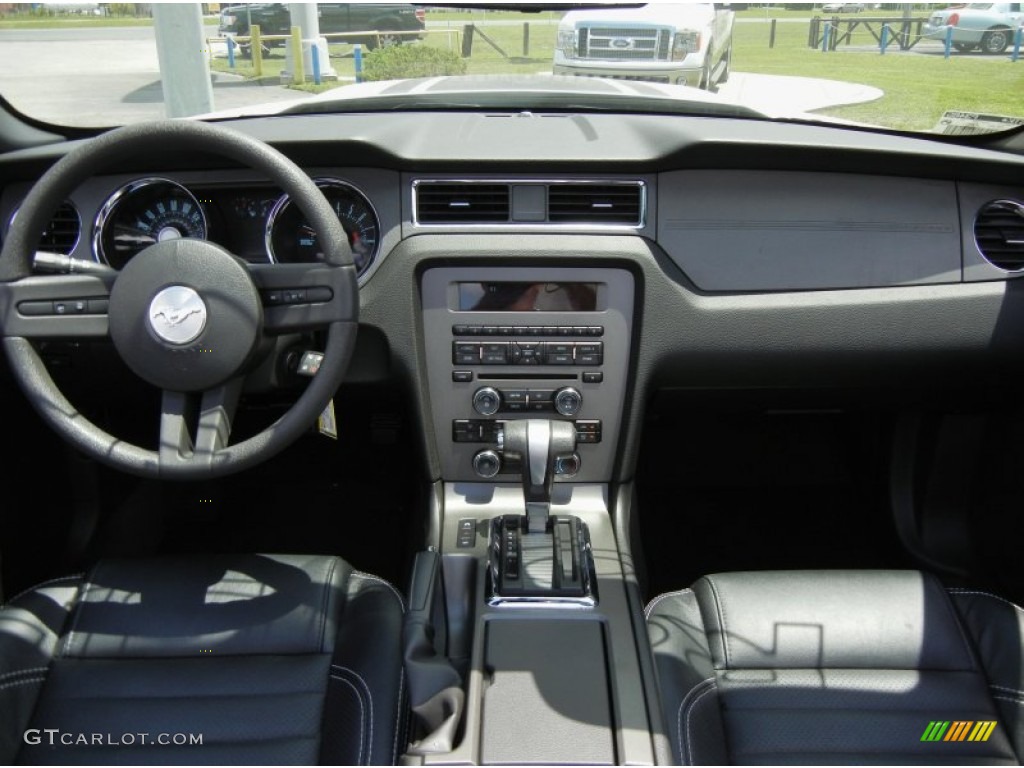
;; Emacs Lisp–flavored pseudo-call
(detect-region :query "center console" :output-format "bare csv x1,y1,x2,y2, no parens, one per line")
421,266,635,484
407,265,655,765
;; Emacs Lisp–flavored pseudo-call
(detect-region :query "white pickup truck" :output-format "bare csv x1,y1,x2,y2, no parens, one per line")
553,3,735,90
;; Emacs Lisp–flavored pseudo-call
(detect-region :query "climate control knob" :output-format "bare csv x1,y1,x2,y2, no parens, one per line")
472,449,502,479
472,387,502,416
553,387,583,417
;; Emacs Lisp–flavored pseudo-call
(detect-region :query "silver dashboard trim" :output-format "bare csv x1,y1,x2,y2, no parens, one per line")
411,178,647,230
92,177,208,266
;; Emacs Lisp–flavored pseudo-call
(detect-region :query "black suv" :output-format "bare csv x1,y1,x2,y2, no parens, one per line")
218,2,425,49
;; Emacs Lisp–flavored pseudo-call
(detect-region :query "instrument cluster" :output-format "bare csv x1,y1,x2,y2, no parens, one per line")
93,177,380,276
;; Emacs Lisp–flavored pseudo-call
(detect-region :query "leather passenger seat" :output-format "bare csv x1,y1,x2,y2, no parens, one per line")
0,553,405,765
646,570,1024,765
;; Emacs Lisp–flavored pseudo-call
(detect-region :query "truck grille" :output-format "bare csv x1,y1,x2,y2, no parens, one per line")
580,26,670,61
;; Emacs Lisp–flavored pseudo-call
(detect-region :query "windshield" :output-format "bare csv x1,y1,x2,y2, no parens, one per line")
0,1,1022,136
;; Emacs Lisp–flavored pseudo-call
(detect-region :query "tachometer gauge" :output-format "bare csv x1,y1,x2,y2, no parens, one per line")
94,178,207,269
266,179,379,276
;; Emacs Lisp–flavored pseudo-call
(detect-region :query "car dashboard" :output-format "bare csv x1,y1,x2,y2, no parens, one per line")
2,109,1024,765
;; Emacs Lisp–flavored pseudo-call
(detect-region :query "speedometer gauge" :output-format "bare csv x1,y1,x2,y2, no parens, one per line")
266,179,379,276
94,178,206,269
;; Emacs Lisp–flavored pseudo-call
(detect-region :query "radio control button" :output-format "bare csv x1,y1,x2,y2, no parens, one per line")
527,389,555,412
481,343,509,365
554,387,583,417
453,342,480,365
473,387,502,416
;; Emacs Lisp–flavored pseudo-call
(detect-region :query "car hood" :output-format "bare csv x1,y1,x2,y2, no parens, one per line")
198,74,765,121
560,3,716,26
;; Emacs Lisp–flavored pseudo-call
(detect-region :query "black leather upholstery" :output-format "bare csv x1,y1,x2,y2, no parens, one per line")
0,554,406,765
646,570,1024,765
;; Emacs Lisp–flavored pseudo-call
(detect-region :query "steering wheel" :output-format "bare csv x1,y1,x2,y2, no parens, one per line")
0,121,358,480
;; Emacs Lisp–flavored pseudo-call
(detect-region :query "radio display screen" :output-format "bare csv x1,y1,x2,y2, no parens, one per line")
457,282,599,312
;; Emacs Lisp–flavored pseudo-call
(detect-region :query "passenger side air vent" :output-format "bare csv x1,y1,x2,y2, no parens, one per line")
548,183,643,225
415,183,510,223
39,201,82,255
975,200,1024,271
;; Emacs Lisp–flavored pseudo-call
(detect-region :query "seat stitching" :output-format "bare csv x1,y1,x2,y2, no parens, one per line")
1,574,84,609
644,589,692,620
392,667,405,764
328,673,365,765
0,676,45,692
947,589,1024,614
683,680,718,766
704,577,731,669
62,565,99,658
351,572,405,613
991,684,1024,697
319,558,339,654
993,695,1024,706
928,575,976,671
0,667,48,682
676,676,715,762
332,665,374,764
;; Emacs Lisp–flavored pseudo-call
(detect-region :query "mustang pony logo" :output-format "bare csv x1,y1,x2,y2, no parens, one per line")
147,286,207,345
151,305,202,327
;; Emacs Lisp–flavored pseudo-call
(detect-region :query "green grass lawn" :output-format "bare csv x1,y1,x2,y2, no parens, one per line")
0,15,156,29
733,20,1024,130
209,11,1023,132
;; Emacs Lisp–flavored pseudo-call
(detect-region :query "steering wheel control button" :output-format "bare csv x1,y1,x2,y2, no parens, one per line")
148,286,207,345
109,239,262,392
472,387,502,416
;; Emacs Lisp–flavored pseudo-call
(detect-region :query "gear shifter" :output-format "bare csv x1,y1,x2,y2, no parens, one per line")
501,419,577,533
489,419,595,605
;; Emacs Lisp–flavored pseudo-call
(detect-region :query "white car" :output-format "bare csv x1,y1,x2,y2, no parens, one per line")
822,2,865,13
553,2,734,90
924,2,1024,54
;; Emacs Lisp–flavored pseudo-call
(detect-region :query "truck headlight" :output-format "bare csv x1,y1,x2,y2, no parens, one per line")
672,30,701,60
557,29,578,57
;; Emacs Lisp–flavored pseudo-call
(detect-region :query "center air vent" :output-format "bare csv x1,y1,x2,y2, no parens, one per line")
548,183,643,225
975,199,1024,272
39,201,81,255
416,183,510,224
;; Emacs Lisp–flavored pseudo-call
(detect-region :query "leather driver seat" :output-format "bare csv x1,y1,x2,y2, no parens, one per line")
0,553,405,765
646,570,1024,765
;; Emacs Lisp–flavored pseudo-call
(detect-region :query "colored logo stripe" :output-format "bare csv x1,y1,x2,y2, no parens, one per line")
970,722,998,742
921,721,996,743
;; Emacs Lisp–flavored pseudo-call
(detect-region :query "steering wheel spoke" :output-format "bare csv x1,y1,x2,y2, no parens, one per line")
0,274,112,338
249,262,358,333
160,378,243,469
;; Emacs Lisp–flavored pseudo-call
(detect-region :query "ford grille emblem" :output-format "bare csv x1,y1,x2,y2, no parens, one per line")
611,38,632,49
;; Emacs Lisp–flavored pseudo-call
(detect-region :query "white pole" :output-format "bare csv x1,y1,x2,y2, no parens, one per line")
152,3,214,118
283,2,337,83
